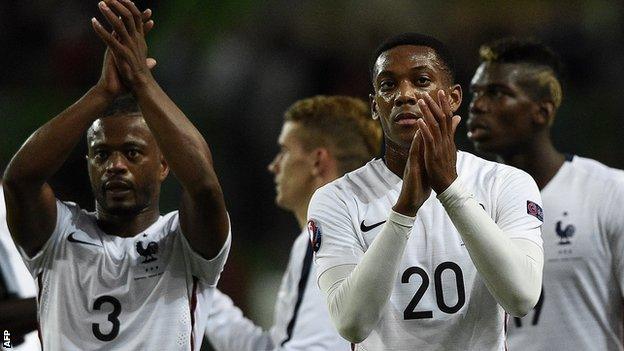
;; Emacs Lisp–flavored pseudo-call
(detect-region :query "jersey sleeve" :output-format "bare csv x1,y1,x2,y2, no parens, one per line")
17,200,76,277
174,212,231,286
494,168,544,246
602,178,624,297
307,185,363,280
206,289,274,351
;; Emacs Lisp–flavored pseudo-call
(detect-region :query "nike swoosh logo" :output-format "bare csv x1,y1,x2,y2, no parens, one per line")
360,220,386,232
67,232,101,247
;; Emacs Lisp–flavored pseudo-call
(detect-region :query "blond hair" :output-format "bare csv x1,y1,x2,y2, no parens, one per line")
284,96,382,174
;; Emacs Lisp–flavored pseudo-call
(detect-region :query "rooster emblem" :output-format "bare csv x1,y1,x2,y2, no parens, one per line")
136,241,159,263
556,221,575,245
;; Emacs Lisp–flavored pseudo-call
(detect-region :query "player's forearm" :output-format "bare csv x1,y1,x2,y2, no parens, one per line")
438,180,543,316
3,86,110,187
319,211,413,342
131,79,220,194
0,297,37,336
207,291,273,351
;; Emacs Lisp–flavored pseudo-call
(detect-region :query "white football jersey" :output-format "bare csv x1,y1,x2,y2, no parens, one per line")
17,200,230,351
0,186,40,351
206,229,350,350
507,155,624,350
308,153,543,351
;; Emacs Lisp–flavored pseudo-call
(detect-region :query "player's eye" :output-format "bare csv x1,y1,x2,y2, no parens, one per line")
126,149,140,159
94,151,108,161
470,89,482,100
487,87,504,98
415,76,431,86
379,80,395,91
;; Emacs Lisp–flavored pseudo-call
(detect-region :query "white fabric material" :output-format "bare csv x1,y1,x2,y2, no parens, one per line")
437,179,544,316
319,185,544,343
308,153,543,351
507,155,624,351
206,290,272,350
206,230,350,350
0,186,41,351
318,210,413,342
17,200,230,351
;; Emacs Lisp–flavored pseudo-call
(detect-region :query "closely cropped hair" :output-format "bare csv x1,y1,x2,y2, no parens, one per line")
102,94,141,118
284,96,382,174
87,94,142,141
479,37,564,110
370,32,456,83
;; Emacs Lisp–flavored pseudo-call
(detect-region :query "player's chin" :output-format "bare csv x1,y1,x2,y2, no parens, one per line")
471,138,500,154
104,199,140,215
274,195,288,210
391,128,418,148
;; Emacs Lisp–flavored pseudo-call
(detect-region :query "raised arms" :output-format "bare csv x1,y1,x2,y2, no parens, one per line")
92,0,228,258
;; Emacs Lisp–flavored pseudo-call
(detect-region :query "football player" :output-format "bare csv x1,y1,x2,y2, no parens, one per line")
469,37,624,351
206,96,381,350
3,1,230,349
307,33,545,350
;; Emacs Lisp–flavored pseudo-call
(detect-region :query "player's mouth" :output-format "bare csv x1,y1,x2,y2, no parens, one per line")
393,111,422,126
103,179,133,196
466,119,490,140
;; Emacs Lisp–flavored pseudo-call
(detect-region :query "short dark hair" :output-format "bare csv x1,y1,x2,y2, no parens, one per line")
87,94,142,142
370,32,456,83
102,94,140,118
479,37,564,108
284,95,382,174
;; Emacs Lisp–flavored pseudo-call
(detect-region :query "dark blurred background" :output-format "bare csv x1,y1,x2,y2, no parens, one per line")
1,0,623,338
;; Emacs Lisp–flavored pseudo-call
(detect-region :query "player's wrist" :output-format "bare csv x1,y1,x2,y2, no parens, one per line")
128,70,156,92
436,177,467,207
90,83,118,103
431,172,458,194
85,85,120,114
392,200,420,217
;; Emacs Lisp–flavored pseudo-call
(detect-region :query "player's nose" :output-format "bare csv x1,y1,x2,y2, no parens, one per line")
394,80,417,107
268,155,279,174
105,152,129,174
469,92,487,115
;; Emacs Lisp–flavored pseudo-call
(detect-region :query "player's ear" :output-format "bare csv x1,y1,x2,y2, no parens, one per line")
159,154,169,181
535,100,556,127
370,94,380,120
311,147,329,177
448,84,462,113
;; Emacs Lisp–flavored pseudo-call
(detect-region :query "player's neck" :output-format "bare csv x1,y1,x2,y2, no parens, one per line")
294,206,308,229
96,205,161,238
499,137,564,190
384,139,410,178
295,175,338,229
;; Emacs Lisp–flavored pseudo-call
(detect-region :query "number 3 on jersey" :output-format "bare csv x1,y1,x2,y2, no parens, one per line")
92,295,122,341
402,262,466,320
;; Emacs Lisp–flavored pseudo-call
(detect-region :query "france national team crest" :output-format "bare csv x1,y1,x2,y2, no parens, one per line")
136,240,159,263
526,200,544,222
133,234,164,280
556,212,575,245
307,219,322,252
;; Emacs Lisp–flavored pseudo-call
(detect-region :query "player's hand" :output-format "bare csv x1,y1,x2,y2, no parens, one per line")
92,0,155,91
94,5,155,99
416,90,461,194
393,128,432,217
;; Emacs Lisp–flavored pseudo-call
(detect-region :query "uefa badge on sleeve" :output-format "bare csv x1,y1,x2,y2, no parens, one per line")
307,219,322,252
526,200,544,222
